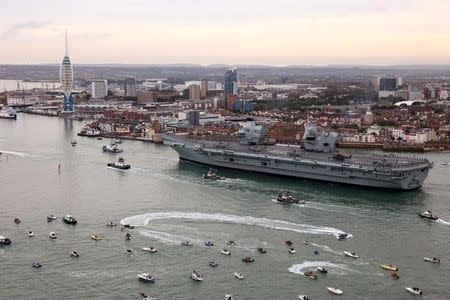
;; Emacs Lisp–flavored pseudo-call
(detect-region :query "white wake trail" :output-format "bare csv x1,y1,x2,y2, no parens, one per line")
288,261,356,275
121,211,350,238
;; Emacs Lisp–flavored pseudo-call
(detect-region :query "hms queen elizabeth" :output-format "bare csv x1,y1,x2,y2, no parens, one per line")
164,122,433,190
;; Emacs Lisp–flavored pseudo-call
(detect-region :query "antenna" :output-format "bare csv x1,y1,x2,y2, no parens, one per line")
65,30,69,56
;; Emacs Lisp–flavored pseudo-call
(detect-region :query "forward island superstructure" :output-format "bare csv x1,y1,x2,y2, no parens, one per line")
164,122,433,190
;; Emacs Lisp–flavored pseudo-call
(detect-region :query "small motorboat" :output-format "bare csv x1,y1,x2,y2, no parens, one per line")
381,264,398,271
49,232,57,239
327,287,343,295
137,273,154,283
304,271,318,279
123,224,134,229
224,294,236,300
257,247,267,254
442,161,450,166
289,248,296,254
107,157,131,170
226,240,236,246
203,168,225,180
276,190,300,204
91,234,102,241
338,233,348,240
71,140,77,146
125,233,131,240
303,241,310,245
182,241,193,246
126,249,133,255
343,251,359,259
70,250,79,257
234,272,245,279
406,287,422,295
317,266,328,273
47,215,57,222
204,240,214,247
190,270,204,281
242,256,254,263
14,217,21,224
314,250,320,255
96,137,103,140
63,214,77,225
209,261,218,268
28,230,34,237
142,247,158,253
0,235,12,245
418,210,438,221
32,262,42,268
298,296,309,300
423,257,440,263
221,249,231,255
106,222,117,227
391,272,400,280
138,292,155,300
102,142,123,153
285,240,293,247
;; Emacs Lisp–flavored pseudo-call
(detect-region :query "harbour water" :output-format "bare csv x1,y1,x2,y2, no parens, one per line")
0,79,60,92
1,114,450,299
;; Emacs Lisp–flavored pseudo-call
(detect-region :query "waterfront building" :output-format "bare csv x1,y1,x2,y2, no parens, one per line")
223,68,238,108
189,84,201,101
124,77,136,97
60,31,74,113
92,79,108,99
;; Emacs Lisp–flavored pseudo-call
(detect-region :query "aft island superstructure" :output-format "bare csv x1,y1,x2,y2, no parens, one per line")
164,122,433,190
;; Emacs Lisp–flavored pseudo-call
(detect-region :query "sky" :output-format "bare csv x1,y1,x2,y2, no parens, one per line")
1,0,450,65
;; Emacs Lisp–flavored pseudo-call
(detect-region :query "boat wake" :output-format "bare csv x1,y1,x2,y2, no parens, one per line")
437,219,450,226
288,261,355,275
309,242,342,255
0,150,29,157
121,211,350,238
139,229,203,245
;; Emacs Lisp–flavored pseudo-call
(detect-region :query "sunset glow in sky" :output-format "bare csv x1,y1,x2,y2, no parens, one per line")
2,0,450,65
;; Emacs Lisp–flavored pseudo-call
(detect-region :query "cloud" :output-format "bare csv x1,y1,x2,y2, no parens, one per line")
0,20,51,39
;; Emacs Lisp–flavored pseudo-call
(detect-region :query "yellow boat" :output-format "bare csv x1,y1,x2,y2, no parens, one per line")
91,235,102,241
380,264,398,271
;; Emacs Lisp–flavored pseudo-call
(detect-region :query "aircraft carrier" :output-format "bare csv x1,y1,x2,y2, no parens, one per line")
164,122,433,190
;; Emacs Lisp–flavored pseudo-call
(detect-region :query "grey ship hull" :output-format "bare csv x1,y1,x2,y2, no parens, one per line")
164,136,432,190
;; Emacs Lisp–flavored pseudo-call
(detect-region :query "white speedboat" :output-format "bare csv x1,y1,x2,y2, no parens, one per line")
182,241,193,246
70,250,79,257
442,162,450,166
190,270,204,281
298,296,309,300
224,294,236,300
106,222,117,227
102,142,123,153
142,247,158,253
32,262,42,268
423,257,440,263
406,287,422,295
137,273,154,283
289,248,296,254
107,157,130,170
63,214,78,225
226,240,236,246
221,249,231,255
0,107,17,120
317,266,328,273
49,232,57,239
327,287,343,295
0,235,12,245
126,249,133,255
343,251,359,259
234,272,245,279
28,230,34,237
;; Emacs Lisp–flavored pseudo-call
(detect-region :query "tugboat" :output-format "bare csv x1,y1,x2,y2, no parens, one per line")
418,210,438,221
102,142,123,153
276,190,300,204
107,157,131,170
0,235,12,245
203,168,225,180
137,273,155,283
63,214,77,225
